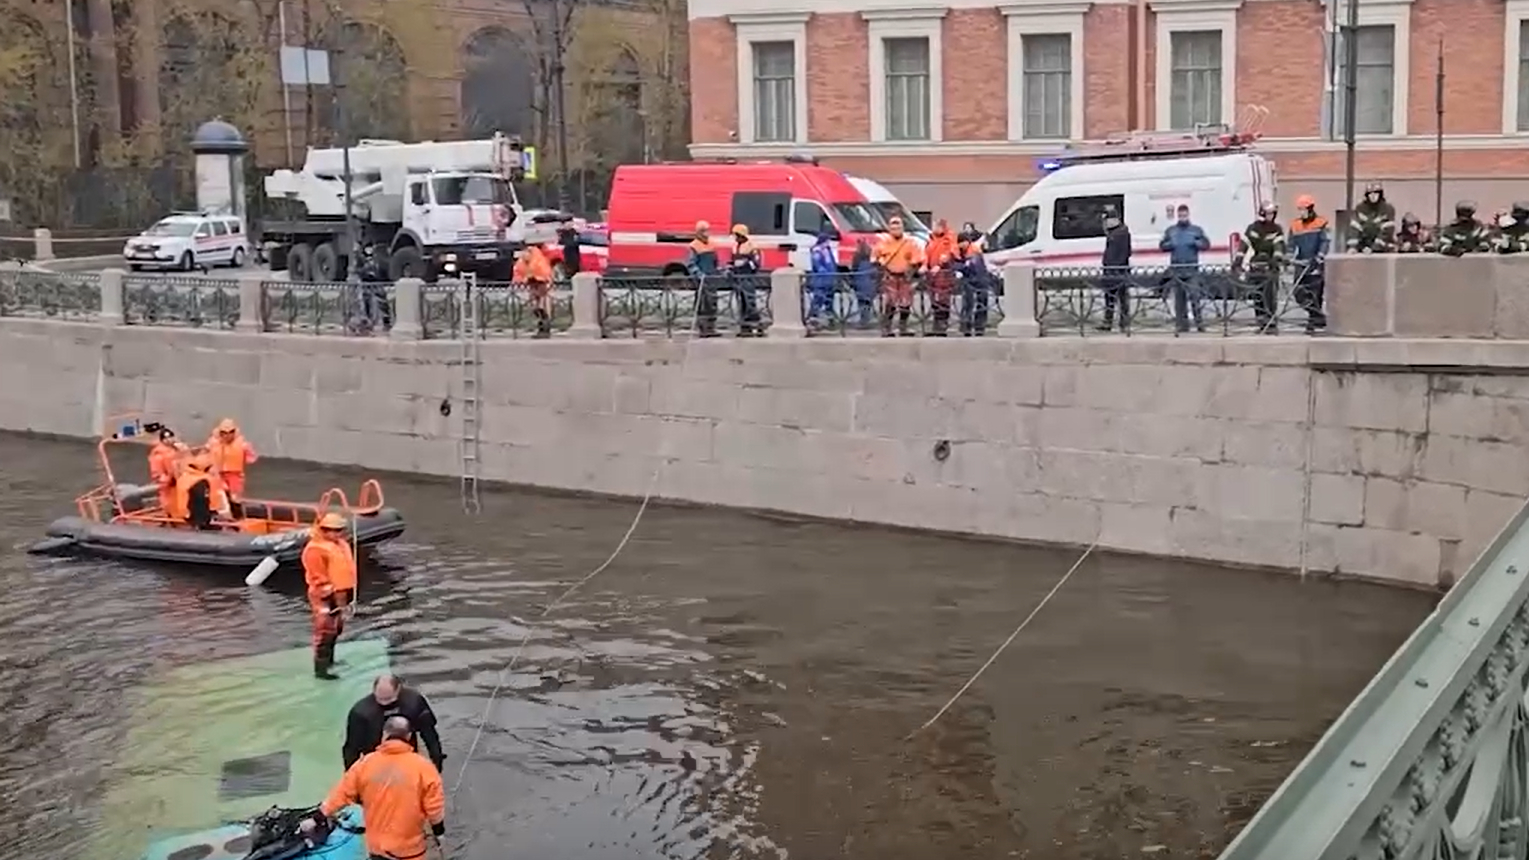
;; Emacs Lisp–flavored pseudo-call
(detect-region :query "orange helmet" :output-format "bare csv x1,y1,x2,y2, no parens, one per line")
1295,194,1317,210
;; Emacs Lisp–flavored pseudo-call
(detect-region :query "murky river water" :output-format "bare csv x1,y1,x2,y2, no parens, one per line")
0,431,1434,859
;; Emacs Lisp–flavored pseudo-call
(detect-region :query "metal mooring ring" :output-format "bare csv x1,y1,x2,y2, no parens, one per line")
933,440,951,462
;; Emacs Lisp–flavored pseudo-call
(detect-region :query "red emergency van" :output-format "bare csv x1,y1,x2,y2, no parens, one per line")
604,157,888,276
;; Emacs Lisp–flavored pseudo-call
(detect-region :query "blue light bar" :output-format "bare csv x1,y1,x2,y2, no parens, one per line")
1037,159,1065,173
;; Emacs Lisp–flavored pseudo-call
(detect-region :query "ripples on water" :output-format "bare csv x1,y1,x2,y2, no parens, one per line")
0,432,1435,859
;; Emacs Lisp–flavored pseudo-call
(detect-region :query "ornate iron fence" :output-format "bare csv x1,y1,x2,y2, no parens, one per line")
261,281,392,336
597,275,774,338
1034,264,1324,336
420,282,573,340
799,271,1006,337
121,274,240,329
0,269,102,319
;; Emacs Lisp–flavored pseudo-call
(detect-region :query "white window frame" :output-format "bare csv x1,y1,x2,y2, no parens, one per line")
1504,0,1529,134
1324,0,1411,137
865,9,946,143
731,12,809,145
1003,2,1089,142
1150,0,1241,132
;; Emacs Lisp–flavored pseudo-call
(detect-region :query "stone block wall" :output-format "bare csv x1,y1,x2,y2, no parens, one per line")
1327,253,1529,339
6,316,1529,589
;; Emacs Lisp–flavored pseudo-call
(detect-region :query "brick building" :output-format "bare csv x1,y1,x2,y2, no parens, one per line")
688,0,1529,227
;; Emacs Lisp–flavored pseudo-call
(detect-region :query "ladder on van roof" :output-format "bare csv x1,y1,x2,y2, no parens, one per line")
1048,105,1270,167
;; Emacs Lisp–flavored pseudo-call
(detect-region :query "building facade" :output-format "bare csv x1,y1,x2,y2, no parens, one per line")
688,0,1529,227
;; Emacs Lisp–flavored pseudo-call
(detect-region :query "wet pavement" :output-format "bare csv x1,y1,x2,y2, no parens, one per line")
0,431,1435,859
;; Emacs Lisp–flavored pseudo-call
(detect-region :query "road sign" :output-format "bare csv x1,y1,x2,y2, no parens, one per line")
279,46,331,86
521,147,537,181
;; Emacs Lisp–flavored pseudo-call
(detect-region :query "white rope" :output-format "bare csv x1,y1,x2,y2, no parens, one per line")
910,535,1100,737
448,275,721,797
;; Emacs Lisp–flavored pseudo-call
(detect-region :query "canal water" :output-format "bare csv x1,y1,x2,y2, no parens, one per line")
0,431,1433,860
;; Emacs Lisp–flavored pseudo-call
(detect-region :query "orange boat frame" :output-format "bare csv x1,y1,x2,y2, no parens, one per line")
77,413,386,536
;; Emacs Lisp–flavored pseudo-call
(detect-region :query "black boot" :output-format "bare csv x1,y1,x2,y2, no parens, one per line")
314,640,339,679
314,657,338,680
897,309,913,336
533,309,551,339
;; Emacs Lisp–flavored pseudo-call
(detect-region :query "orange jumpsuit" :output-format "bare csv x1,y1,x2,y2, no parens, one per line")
206,432,257,497
170,467,228,528
320,738,445,860
874,233,924,310
302,529,357,669
148,442,183,512
924,223,959,334
513,246,554,309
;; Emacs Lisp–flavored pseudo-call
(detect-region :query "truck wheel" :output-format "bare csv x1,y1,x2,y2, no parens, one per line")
388,246,425,280
313,242,342,282
286,243,314,283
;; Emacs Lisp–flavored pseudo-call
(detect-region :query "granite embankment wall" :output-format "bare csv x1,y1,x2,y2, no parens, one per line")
6,316,1529,588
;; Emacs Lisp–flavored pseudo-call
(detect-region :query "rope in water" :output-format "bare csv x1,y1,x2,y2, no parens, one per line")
448,275,716,799
910,535,1100,737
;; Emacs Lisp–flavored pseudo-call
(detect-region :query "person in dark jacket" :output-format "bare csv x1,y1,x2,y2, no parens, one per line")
1158,204,1209,333
1241,202,1287,334
1098,212,1132,332
1287,194,1330,333
343,674,446,774
558,224,582,277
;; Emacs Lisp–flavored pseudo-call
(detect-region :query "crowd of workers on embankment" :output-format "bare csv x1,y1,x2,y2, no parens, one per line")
1092,183,1522,336
683,215,996,338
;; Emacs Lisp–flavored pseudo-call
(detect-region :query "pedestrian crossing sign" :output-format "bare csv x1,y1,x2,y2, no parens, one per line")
521,147,538,181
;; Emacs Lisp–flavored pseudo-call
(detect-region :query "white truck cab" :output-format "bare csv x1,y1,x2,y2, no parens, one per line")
262,135,558,282
125,212,250,272
983,128,1276,270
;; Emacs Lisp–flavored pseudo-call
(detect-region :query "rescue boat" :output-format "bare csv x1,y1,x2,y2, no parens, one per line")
31,416,405,567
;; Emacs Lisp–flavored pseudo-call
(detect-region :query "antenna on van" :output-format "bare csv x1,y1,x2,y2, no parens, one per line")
1039,111,1268,171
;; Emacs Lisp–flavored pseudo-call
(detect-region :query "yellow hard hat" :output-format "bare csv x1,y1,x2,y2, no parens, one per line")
317,512,347,530
216,418,238,433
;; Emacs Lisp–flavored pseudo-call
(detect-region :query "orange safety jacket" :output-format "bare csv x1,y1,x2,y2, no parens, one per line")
206,433,257,477
513,247,554,283
302,532,358,600
170,469,228,521
320,739,445,860
874,235,924,274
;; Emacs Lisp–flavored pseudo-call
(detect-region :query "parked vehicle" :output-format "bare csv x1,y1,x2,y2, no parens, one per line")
124,213,250,272
845,175,930,246
260,134,566,283
983,126,1274,270
605,154,886,276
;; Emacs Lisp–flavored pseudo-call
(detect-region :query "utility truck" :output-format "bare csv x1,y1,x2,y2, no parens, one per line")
261,134,558,282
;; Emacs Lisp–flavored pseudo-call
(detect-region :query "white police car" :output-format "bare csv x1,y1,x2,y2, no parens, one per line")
124,213,250,272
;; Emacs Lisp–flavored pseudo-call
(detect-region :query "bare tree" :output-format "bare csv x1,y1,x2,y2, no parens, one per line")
520,0,582,209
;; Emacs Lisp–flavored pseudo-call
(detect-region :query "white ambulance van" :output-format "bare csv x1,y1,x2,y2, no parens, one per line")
983,129,1276,271
845,175,930,247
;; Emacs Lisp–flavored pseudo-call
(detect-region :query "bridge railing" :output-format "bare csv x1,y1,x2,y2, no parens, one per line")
1218,495,1529,860
0,258,1386,340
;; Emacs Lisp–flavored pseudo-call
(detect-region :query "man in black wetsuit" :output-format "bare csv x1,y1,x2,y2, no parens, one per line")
342,674,447,774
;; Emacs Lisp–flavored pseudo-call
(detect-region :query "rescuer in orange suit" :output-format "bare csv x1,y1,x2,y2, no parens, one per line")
873,216,924,337
206,418,257,499
304,511,358,680
172,452,230,530
513,244,555,339
304,715,446,858
148,427,187,513
924,219,959,336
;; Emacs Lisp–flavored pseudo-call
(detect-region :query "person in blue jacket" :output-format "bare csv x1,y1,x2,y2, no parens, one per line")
806,229,838,330
954,226,991,336
1159,204,1210,333
1288,193,1330,333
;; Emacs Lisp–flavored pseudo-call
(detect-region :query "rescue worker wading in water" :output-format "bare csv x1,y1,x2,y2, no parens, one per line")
148,427,187,514
206,418,257,502
304,511,358,680
514,243,555,338
873,216,924,337
305,715,446,860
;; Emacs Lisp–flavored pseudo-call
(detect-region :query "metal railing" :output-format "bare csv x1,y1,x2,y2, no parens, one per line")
122,274,240,329
799,271,1006,337
261,281,393,336
0,268,102,319
1035,264,1324,336
597,275,774,338
421,282,572,340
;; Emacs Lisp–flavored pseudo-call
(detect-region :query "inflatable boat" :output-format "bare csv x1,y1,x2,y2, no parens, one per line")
30,416,405,567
